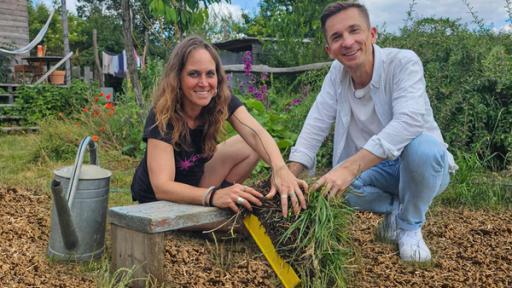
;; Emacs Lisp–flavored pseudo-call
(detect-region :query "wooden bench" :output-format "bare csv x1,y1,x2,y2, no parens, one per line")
108,201,232,287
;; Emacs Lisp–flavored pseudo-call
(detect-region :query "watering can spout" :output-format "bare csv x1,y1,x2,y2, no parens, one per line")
50,180,79,250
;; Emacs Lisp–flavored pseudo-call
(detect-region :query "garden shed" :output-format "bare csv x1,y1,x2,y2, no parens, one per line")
213,37,264,65
0,0,30,67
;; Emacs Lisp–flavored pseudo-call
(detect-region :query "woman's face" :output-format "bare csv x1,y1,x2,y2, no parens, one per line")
180,48,218,111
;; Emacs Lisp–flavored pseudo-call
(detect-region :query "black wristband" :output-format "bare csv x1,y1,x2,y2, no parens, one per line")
209,187,219,207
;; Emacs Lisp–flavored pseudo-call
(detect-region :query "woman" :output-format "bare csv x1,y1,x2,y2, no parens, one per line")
131,36,307,217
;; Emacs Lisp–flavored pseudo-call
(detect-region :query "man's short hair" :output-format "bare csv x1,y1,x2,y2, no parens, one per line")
320,2,371,38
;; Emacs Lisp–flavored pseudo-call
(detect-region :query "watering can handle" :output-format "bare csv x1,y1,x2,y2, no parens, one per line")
66,136,98,207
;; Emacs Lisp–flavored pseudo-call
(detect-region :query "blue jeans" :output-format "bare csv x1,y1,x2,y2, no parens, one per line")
345,133,451,231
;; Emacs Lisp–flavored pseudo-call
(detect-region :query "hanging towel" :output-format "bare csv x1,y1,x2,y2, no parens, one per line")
102,52,113,75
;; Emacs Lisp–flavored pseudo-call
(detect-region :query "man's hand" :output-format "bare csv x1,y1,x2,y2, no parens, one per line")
310,149,383,199
310,165,358,199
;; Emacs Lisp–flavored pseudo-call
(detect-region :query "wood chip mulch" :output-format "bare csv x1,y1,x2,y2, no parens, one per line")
1,186,511,287
350,207,512,287
0,186,93,287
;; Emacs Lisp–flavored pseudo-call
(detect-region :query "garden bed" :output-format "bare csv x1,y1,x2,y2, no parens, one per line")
1,186,511,287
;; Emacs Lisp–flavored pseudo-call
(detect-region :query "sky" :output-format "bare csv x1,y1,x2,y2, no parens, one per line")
39,0,511,33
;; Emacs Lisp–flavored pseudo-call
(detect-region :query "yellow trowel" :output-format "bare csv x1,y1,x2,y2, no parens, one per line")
243,214,301,288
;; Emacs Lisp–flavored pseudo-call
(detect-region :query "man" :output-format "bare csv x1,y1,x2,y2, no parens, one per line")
287,2,457,262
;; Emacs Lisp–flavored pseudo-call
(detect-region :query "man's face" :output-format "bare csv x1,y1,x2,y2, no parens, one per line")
324,8,377,72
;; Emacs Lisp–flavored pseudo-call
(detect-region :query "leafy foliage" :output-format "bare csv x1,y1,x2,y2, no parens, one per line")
245,0,332,66
244,98,297,151
380,18,512,169
11,81,93,124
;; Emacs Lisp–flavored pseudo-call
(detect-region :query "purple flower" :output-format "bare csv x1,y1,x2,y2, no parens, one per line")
239,83,244,93
260,84,268,98
254,91,264,101
226,74,232,88
291,98,302,106
248,85,256,94
243,51,253,76
261,72,268,81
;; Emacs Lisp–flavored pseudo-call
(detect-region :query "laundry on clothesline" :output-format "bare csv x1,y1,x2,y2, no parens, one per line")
102,50,141,77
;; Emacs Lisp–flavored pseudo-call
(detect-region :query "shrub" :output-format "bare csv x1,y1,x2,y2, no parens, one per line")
77,91,146,158
12,81,94,124
380,18,512,169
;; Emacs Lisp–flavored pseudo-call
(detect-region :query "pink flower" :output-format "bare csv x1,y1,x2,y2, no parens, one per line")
178,154,200,171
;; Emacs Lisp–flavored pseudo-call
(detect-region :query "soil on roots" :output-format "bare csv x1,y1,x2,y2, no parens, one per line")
1,185,511,287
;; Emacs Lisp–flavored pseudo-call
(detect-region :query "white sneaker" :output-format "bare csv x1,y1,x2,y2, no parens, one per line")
375,210,398,243
398,228,432,262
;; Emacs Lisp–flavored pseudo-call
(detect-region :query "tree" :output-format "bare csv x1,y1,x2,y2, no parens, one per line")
245,0,334,66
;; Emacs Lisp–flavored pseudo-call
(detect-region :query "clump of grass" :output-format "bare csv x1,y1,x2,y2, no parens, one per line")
205,232,236,270
251,181,354,287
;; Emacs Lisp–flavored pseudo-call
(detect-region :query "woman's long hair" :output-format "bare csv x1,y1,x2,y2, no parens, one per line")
152,36,230,157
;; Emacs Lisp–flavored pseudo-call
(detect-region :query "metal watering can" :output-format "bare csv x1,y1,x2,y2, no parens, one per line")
48,136,112,261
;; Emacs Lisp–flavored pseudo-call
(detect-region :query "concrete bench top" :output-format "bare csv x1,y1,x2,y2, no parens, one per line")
109,201,232,234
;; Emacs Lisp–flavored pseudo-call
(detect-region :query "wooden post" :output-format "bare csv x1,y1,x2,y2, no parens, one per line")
111,224,165,288
142,31,149,70
60,0,71,85
93,29,103,87
121,0,144,108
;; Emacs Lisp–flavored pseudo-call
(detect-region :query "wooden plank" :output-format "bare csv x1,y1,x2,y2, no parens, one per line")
108,201,232,233
0,31,29,41
0,26,29,35
0,14,28,23
0,83,21,88
0,8,28,18
0,2,28,11
111,224,165,288
0,115,22,120
0,20,29,28
224,61,332,74
0,126,39,133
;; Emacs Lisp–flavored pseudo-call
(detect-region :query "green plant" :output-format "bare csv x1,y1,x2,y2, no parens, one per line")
252,188,354,288
436,151,512,209
12,81,93,124
380,18,512,169
36,116,90,162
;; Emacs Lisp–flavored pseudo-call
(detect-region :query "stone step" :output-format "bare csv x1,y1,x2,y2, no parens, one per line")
0,115,23,122
0,126,39,134
0,104,15,109
0,83,21,92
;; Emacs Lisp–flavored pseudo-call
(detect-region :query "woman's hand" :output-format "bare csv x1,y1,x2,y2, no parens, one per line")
266,165,308,217
211,183,264,213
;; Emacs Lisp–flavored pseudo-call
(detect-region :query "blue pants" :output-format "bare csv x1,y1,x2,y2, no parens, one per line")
346,133,451,231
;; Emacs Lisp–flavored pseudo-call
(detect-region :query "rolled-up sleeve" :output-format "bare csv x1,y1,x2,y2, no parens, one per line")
363,53,426,159
289,65,339,169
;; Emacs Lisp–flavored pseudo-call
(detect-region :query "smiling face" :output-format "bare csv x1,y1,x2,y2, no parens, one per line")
180,48,218,111
324,7,377,74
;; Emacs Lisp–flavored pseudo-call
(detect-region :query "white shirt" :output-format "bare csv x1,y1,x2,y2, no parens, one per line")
289,45,457,173
348,81,383,150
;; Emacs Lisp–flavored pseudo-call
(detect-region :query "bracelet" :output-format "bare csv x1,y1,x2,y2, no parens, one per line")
208,187,219,207
202,186,215,206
